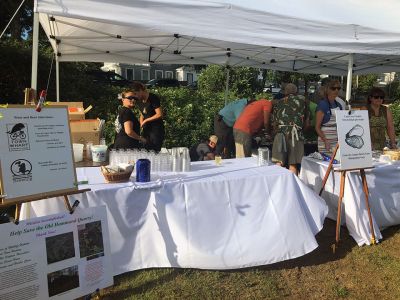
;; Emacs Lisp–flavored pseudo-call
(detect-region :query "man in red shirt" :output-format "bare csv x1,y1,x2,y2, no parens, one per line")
233,99,272,157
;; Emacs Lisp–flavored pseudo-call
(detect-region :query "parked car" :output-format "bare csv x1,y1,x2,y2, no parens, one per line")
186,81,198,90
86,70,132,86
145,78,180,88
263,84,281,95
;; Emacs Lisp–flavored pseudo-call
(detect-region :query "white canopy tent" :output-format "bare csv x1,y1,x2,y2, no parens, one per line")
32,0,400,100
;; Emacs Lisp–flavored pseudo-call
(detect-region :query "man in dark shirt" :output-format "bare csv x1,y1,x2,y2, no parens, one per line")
131,82,165,152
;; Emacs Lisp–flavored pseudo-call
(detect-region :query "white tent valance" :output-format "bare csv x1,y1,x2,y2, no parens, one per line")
34,0,400,75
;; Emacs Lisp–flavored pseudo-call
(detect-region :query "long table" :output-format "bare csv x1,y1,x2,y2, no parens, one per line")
300,157,400,246
22,158,328,275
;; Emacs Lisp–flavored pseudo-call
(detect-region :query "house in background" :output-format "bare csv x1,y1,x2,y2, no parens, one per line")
176,66,198,84
102,63,199,83
377,72,397,86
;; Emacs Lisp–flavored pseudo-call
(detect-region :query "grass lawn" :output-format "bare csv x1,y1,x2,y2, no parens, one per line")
100,220,400,299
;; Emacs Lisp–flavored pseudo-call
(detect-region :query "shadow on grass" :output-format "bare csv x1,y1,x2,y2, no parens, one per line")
102,269,185,299
102,220,400,299
263,218,357,270
379,224,400,243
258,219,400,272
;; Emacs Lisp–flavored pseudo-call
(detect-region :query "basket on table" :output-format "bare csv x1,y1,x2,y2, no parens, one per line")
101,166,134,183
383,149,400,161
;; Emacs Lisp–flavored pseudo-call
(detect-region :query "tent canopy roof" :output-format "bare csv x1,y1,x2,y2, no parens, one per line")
35,0,400,75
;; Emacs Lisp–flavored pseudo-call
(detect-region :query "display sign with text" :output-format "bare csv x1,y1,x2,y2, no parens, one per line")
0,106,77,202
336,110,373,170
0,206,113,299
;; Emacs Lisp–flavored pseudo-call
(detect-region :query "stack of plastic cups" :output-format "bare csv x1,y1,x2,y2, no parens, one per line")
172,149,182,172
258,147,270,166
160,152,172,172
148,151,155,172
181,148,191,172
153,153,161,173
109,149,116,165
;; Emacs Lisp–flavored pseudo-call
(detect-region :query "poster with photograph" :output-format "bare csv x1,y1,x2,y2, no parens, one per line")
0,206,113,300
0,106,77,202
336,110,373,170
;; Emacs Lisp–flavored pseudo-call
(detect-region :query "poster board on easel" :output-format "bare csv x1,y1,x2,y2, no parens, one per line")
336,110,373,170
320,109,376,248
0,105,78,204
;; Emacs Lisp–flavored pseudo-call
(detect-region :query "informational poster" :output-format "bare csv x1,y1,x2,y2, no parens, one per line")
0,106,77,202
0,206,113,300
336,110,373,170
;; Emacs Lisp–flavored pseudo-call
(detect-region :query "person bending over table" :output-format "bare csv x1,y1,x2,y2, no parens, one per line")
214,98,249,158
362,87,397,150
131,81,165,152
114,90,146,149
233,99,272,158
271,83,310,175
190,135,218,161
315,79,343,156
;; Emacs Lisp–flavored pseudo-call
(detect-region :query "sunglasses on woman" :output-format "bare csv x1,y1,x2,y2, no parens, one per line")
124,96,138,101
329,86,341,91
371,95,384,99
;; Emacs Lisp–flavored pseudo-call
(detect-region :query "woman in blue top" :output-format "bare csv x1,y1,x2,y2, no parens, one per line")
315,79,343,156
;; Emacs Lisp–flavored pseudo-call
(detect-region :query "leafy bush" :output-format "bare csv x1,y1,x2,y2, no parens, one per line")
150,88,225,148
389,100,400,137
198,65,263,100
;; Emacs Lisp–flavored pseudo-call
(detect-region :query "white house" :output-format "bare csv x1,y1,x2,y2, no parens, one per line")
176,66,199,84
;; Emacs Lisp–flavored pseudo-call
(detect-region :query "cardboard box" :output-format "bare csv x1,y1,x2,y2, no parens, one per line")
48,102,92,120
70,119,101,145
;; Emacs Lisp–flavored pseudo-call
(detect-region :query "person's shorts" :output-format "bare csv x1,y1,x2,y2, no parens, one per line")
272,134,304,165
233,129,252,158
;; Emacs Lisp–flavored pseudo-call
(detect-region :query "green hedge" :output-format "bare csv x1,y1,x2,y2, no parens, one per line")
389,100,400,137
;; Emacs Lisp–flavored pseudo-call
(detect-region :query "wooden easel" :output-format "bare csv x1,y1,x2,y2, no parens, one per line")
319,144,376,251
24,88,36,105
0,188,90,224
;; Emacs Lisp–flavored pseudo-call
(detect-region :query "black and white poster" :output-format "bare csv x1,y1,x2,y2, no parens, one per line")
336,110,373,170
0,107,76,201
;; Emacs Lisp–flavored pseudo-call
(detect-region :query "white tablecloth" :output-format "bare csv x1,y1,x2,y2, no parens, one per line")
22,158,327,275
300,157,400,246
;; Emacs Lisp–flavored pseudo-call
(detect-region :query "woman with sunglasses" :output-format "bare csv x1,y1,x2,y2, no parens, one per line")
364,87,397,150
315,79,343,156
114,90,146,150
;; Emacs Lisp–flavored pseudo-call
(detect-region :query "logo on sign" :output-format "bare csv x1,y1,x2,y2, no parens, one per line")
6,123,30,151
10,159,33,182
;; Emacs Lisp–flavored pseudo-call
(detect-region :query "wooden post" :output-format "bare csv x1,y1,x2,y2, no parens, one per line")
14,203,22,224
319,143,339,196
360,169,376,244
24,88,36,105
63,195,73,212
63,195,80,215
335,171,346,245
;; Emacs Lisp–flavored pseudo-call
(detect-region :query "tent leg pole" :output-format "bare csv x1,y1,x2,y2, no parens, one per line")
345,54,353,109
224,67,230,106
56,55,60,102
31,12,39,94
